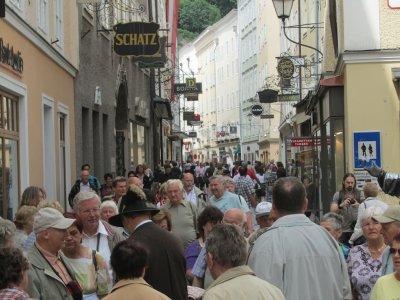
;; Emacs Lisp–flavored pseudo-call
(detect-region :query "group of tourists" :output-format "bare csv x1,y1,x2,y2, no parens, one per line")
0,161,400,299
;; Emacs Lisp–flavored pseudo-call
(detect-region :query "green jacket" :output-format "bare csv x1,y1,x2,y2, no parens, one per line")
27,244,75,300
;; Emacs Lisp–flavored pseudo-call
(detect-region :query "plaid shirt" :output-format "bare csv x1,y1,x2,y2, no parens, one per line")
0,288,32,300
234,176,255,207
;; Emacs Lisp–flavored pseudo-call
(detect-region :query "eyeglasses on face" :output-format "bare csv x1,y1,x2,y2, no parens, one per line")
79,208,100,215
389,247,400,255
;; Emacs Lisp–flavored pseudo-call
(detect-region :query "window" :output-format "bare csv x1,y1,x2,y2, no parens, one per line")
0,91,19,219
42,96,56,201
54,0,63,47
38,0,48,34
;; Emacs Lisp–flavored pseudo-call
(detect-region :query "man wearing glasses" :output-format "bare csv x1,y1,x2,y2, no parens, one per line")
27,207,81,299
73,191,125,279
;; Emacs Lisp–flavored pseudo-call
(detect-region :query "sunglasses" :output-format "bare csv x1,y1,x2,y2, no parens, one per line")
389,247,400,255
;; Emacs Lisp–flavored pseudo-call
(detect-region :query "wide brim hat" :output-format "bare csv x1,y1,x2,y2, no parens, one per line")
109,185,159,227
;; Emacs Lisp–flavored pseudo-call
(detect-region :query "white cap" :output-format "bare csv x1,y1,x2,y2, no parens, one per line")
255,201,272,218
33,207,74,234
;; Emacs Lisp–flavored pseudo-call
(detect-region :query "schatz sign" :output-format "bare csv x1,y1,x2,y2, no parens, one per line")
113,22,161,57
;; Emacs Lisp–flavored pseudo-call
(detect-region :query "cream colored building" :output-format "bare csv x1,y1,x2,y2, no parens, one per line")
256,0,282,164
306,0,400,212
214,10,240,164
193,28,219,162
0,0,78,215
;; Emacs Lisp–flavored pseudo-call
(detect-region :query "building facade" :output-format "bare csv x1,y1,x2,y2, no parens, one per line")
311,0,400,212
1,0,78,214
74,0,171,181
238,0,259,163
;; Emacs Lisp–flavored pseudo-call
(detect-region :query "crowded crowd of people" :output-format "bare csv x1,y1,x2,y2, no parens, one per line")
0,160,400,299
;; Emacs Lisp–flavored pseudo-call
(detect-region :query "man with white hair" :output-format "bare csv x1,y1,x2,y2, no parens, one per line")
27,208,80,299
162,179,198,249
74,191,125,278
203,224,284,300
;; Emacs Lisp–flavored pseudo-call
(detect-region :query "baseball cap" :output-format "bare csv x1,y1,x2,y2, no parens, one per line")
255,201,272,218
33,207,75,234
372,206,400,224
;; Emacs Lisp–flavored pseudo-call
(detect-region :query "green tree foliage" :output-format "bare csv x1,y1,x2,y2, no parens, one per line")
179,0,221,36
208,0,237,16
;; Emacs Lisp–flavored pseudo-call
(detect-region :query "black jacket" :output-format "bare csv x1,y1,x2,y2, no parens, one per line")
68,180,98,208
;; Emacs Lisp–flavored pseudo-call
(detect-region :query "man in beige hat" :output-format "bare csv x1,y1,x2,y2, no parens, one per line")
372,206,400,274
27,207,81,300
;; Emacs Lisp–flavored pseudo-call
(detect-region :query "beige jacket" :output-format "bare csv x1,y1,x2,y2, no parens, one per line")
203,265,285,300
103,278,171,300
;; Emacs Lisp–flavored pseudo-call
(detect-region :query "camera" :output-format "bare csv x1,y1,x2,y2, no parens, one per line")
349,198,356,204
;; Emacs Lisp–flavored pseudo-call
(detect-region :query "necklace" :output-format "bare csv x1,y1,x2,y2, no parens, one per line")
368,243,386,253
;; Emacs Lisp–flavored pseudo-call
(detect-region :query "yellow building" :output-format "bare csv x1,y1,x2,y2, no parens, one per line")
311,0,400,211
0,1,78,215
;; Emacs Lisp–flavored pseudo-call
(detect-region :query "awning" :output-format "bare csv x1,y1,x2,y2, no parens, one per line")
168,131,189,141
319,75,344,87
291,111,310,125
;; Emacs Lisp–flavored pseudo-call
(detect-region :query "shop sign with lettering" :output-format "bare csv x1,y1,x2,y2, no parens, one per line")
174,78,202,95
0,37,23,74
113,22,161,57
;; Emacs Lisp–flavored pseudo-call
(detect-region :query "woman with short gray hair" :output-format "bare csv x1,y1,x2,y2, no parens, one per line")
320,212,350,260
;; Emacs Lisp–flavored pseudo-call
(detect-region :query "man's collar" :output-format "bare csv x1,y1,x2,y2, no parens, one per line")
83,220,109,238
35,242,61,262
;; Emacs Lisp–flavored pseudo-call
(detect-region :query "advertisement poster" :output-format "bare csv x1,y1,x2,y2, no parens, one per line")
353,131,381,169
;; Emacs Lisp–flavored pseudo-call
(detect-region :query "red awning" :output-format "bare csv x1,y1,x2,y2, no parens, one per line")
319,75,344,87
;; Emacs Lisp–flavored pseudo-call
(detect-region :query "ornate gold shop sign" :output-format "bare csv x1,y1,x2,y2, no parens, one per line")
277,58,294,79
113,22,161,57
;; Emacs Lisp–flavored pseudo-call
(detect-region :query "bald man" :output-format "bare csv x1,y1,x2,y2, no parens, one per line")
128,176,144,189
192,208,248,289
223,209,246,230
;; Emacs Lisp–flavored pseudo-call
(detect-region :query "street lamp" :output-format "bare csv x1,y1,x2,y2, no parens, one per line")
271,0,294,21
271,0,323,57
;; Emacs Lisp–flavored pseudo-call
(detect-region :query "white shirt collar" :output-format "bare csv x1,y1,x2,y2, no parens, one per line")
135,220,152,231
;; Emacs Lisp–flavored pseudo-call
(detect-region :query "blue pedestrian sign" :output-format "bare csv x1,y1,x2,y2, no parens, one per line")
353,131,381,169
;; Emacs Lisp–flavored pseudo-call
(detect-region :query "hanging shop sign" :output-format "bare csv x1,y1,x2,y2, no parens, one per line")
186,93,199,101
251,104,264,116
260,114,274,119
135,36,166,68
183,111,195,121
113,22,161,57
188,131,197,138
0,37,23,74
277,57,295,79
278,93,300,102
174,78,202,94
